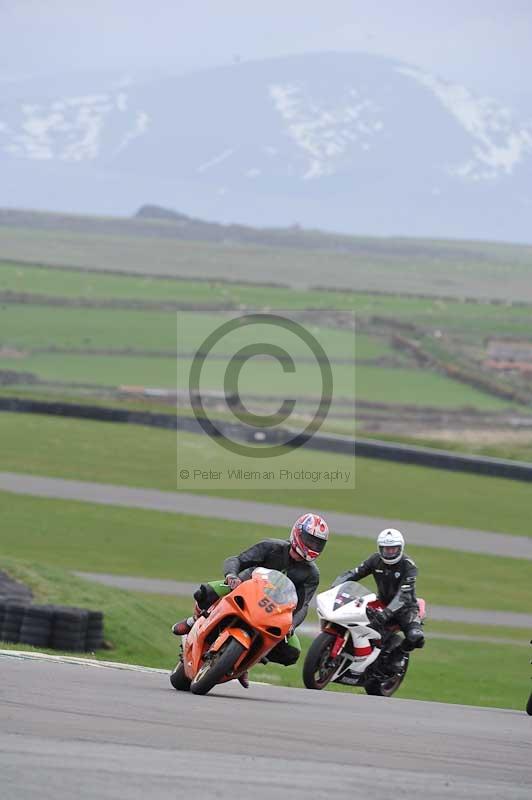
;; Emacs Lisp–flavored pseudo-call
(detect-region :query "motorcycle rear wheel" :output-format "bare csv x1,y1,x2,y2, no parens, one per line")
526,692,532,716
303,632,344,690
190,638,246,696
170,660,191,692
364,659,409,697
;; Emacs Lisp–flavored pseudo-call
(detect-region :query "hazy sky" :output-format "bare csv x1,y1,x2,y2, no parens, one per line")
2,1,531,98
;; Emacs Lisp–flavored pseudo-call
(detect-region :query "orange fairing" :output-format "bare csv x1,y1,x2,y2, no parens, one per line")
183,568,297,682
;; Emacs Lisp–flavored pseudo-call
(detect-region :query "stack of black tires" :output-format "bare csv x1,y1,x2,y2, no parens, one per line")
0,571,104,653
0,601,104,652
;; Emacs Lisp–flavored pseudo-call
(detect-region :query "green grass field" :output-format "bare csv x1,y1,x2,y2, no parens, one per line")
2,222,532,302
1,412,531,536
0,298,517,409
2,260,530,416
1,351,513,410
0,304,370,356
2,260,532,341
368,431,532,466
4,259,530,467
421,619,529,642
1,558,528,710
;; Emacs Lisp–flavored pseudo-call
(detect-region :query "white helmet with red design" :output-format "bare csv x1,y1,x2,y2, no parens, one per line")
290,513,329,561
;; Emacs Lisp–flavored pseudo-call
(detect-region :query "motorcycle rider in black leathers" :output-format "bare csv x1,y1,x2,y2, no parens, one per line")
171,513,329,687
334,528,425,671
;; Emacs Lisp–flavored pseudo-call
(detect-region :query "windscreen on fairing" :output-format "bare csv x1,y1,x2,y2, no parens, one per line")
333,581,371,611
253,568,298,608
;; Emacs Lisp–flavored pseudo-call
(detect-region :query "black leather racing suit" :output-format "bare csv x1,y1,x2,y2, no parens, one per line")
335,552,425,653
194,538,320,666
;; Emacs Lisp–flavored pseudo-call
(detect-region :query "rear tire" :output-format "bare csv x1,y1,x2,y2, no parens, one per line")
365,658,409,697
190,638,246,696
303,632,344,690
170,660,191,692
526,692,532,716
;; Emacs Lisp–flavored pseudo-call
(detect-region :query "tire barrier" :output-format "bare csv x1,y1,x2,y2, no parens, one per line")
19,605,54,648
1,395,532,482
1,602,27,644
0,396,177,430
50,607,89,652
0,600,104,652
347,436,532,482
86,610,104,651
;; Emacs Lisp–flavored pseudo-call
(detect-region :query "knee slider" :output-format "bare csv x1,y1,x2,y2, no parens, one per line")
193,583,217,610
193,584,207,604
407,626,425,649
284,648,300,666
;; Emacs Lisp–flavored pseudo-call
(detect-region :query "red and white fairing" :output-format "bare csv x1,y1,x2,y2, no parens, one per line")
316,581,385,676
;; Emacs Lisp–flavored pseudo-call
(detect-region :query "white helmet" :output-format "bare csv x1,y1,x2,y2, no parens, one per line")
377,528,404,565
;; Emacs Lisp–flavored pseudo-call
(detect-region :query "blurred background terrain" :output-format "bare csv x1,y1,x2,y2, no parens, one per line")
1,1,531,709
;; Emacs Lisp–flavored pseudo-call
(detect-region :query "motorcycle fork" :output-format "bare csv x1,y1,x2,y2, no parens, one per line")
326,630,354,682
331,631,348,659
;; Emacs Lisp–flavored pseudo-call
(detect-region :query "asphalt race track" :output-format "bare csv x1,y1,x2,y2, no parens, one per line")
1,653,531,800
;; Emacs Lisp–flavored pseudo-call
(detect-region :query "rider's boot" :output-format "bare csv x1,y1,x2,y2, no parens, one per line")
172,616,195,635
387,644,408,672
172,602,201,636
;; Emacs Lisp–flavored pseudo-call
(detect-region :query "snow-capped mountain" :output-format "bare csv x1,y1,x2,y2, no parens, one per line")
1,53,531,242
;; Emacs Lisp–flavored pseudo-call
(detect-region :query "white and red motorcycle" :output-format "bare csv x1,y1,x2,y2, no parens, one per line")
303,580,426,696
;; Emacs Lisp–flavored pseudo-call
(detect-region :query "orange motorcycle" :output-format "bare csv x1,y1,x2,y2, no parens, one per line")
170,568,297,696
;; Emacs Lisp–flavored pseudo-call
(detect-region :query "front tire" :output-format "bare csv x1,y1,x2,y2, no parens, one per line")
526,692,532,716
170,660,191,692
303,632,345,690
190,638,246,696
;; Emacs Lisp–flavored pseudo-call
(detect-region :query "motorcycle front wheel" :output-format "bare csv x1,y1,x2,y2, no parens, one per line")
303,632,345,690
190,638,246,696
526,692,532,716
170,660,191,692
